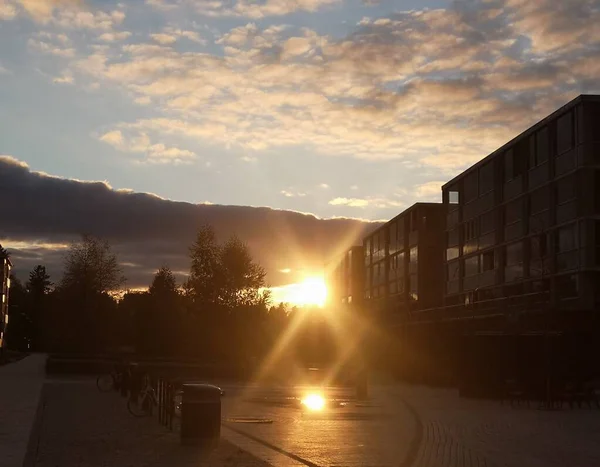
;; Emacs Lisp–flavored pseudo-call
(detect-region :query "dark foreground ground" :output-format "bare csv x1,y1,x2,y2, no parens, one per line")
28,380,269,467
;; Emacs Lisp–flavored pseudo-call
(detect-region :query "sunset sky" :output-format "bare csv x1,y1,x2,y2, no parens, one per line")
1,0,599,299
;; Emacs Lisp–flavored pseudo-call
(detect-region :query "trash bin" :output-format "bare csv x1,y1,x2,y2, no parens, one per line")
180,384,222,447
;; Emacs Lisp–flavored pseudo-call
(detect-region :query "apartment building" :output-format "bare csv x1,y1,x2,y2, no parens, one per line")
363,203,446,315
442,94,600,315
0,253,12,350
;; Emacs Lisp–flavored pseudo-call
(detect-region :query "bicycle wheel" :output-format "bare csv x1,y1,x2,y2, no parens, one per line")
172,391,183,418
96,374,114,392
128,393,150,417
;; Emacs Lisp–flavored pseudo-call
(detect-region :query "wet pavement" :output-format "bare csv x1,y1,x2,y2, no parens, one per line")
219,384,419,467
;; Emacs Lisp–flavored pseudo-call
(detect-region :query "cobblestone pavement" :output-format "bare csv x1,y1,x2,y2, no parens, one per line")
31,379,270,467
391,384,600,467
0,354,47,467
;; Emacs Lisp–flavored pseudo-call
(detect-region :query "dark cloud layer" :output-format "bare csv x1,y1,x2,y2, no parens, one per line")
0,156,379,288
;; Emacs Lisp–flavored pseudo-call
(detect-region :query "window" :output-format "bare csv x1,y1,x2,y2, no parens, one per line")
446,246,459,261
556,274,578,299
447,261,460,280
479,162,494,195
555,175,576,204
529,186,550,215
504,146,526,181
389,222,397,255
364,239,372,265
530,127,549,167
449,191,459,204
464,171,479,202
409,246,418,264
481,251,495,271
557,111,574,154
504,199,522,224
531,234,549,259
480,210,496,234
505,242,523,265
409,274,418,301
447,228,459,246
464,256,479,276
463,218,479,241
582,102,600,143
556,224,577,252
410,210,418,232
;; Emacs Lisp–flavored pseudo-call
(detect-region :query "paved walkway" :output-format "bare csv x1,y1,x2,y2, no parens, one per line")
0,354,47,467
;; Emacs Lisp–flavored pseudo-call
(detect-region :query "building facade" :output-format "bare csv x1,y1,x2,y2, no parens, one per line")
326,246,365,311
441,94,600,314
363,203,446,315
1,253,12,350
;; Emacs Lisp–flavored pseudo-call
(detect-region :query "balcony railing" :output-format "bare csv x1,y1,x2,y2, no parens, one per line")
407,291,550,325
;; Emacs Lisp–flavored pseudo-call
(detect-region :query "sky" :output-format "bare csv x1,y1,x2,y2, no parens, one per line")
1,0,599,301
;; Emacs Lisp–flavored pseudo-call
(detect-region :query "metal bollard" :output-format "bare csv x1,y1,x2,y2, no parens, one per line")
180,384,222,447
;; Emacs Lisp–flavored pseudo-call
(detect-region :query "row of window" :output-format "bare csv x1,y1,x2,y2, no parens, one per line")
447,110,577,207
365,213,425,262
448,223,580,278
364,248,419,288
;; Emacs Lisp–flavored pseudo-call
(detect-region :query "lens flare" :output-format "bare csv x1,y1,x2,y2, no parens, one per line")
301,393,326,411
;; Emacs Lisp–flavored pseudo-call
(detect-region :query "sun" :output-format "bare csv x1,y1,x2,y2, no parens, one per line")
273,276,327,307
298,277,327,307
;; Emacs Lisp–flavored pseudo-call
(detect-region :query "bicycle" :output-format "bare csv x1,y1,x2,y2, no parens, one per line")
127,374,158,417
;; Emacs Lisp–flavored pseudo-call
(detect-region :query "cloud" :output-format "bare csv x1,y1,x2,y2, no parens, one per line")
150,33,177,45
194,0,341,18
28,0,600,175
280,190,306,198
0,1,17,20
98,31,132,42
0,156,378,288
329,196,404,209
52,70,74,84
28,38,75,57
98,130,196,164
145,0,177,11
329,197,369,208
319,183,330,189
414,181,443,200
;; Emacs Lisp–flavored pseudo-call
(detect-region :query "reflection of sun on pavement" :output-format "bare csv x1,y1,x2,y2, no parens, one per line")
301,393,326,411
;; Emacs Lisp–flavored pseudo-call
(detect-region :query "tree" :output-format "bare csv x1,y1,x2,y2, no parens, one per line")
60,235,125,295
28,265,52,297
220,235,270,309
187,226,270,312
5,275,31,351
58,235,126,352
26,265,52,351
149,266,178,298
187,226,222,310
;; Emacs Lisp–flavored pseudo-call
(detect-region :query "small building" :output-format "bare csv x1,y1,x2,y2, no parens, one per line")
0,252,12,351
363,202,446,316
326,245,365,312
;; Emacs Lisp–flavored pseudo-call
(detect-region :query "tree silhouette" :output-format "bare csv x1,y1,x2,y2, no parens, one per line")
27,265,52,350
187,225,270,313
57,235,125,351
28,265,52,297
60,235,126,294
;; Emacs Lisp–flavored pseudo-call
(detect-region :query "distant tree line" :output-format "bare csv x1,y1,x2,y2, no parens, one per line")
4,227,339,375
